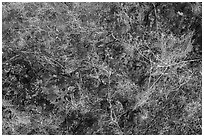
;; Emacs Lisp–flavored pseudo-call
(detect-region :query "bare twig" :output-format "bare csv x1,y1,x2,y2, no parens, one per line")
148,67,168,91
152,3,158,30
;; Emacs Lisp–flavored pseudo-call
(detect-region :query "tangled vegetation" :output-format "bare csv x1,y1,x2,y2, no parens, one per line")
2,2,202,135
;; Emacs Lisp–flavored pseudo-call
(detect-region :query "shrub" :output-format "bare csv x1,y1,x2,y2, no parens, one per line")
2,2,201,135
